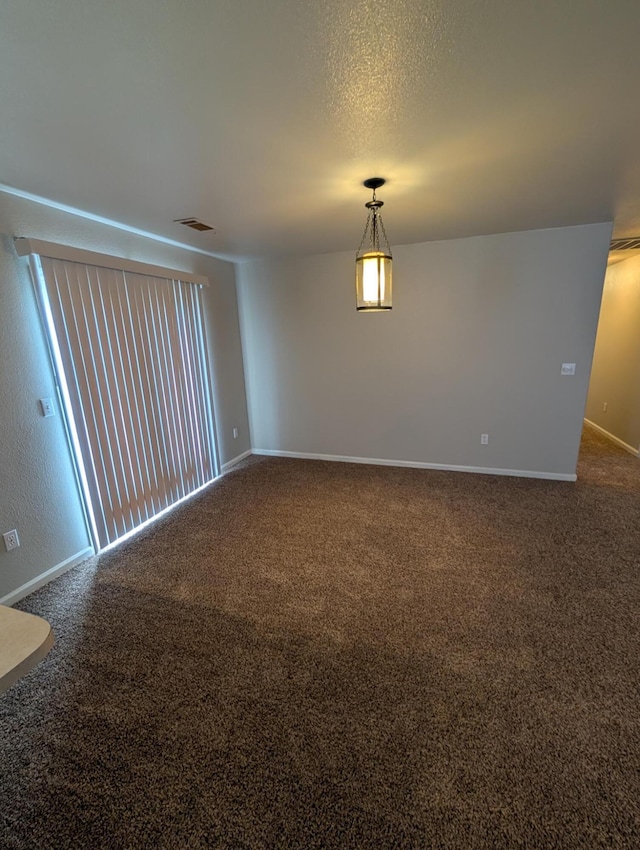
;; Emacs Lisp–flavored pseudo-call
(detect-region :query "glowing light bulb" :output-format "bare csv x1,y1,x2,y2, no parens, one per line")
362,252,385,303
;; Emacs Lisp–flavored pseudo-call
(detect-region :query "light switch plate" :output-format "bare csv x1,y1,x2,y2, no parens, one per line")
40,397,55,417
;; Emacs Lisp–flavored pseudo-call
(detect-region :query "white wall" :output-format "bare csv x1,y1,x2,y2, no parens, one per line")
237,223,611,479
585,254,640,453
0,190,249,603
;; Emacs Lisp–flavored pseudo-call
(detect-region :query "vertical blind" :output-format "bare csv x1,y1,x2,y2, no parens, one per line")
31,252,217,549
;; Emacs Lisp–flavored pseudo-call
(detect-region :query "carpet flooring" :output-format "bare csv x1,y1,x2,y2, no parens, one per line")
1,425,639,849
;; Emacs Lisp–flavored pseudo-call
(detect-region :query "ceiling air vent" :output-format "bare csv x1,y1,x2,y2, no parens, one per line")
173,217,215,232
609,237,640,251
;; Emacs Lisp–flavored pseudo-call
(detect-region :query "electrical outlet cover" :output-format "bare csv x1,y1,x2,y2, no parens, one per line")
3,529,20,551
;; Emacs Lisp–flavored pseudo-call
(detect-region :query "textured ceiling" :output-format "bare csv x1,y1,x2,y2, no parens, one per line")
1,0,640,260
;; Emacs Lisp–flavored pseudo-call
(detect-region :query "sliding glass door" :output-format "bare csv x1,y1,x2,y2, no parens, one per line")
24,243,218,550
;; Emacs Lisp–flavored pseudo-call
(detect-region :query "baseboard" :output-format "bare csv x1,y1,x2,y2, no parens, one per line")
0,546,94,607
221,449,252,473
583,419,639,456
252,449,577,482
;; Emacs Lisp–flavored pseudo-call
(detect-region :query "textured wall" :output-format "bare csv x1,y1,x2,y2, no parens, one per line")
585,254,640,452
0,191,249,601
238,222,611,478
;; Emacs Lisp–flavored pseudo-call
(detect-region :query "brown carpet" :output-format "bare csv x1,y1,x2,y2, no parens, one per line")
1,424,639,849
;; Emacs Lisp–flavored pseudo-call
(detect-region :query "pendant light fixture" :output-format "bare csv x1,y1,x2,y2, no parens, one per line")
355,177,392,311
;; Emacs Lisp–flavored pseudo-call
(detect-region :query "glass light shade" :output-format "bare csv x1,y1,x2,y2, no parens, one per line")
355,251,392,311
